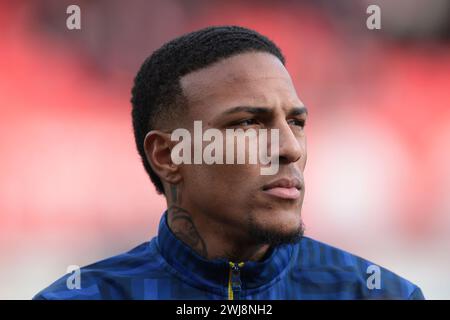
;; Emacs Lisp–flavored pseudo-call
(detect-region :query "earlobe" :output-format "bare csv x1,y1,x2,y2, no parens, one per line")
144,131,182,185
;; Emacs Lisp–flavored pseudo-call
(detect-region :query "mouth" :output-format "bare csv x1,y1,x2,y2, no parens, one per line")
262,177,302,200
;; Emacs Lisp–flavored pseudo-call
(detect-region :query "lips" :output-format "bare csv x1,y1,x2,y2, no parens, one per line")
262,177,302,200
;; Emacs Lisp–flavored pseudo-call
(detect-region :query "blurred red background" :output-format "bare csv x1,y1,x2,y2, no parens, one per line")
1,0,449,299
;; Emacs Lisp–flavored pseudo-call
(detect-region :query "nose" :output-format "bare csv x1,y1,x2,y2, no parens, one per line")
275,121,304,165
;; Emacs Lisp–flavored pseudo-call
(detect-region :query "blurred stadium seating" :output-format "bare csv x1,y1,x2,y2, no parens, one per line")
1,0,449,299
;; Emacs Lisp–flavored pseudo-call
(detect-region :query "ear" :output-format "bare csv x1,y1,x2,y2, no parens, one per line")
143,130,182,185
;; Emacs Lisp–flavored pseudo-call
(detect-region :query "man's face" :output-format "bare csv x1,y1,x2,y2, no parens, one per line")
177,51,307,246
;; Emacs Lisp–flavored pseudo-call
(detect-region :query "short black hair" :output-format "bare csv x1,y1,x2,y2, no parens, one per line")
131,25,285,195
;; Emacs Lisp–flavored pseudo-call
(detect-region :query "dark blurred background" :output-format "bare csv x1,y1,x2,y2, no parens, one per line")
1,0,449,299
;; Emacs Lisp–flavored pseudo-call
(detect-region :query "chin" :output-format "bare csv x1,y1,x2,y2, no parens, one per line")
261,206,302,225
246,210,304,246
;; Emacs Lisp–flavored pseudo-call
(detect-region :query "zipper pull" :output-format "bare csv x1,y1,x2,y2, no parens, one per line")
228,262,244,300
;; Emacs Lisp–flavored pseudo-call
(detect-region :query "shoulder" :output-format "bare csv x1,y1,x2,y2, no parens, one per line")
33,238,165,300
291,236,425,299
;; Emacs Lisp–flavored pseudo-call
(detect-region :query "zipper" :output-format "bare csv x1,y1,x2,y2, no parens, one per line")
228,261,244,300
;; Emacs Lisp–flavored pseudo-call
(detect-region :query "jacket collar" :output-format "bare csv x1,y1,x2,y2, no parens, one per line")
156,210,295,291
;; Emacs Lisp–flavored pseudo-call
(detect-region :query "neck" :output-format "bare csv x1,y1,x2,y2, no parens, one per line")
166,204,270,262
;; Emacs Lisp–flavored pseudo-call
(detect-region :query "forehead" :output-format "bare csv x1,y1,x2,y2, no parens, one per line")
179,51,303,121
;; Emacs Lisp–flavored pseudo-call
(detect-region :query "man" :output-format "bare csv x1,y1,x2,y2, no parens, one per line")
34,26,424,300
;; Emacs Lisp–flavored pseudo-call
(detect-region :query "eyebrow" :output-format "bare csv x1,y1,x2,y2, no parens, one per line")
221,105,308,117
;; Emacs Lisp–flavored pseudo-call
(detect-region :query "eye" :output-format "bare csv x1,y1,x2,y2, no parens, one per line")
233,118,259,127
288,119,306,128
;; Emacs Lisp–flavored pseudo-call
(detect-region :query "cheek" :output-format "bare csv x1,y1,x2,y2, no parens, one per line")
300,151,307,170
183,163,261,196
298,137,307,170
